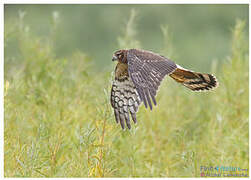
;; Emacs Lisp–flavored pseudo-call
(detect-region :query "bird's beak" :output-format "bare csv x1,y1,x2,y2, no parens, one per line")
112,55,118,61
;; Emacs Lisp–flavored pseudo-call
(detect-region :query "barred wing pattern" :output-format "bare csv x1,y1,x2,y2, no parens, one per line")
110,77,142,129
127,49,177,110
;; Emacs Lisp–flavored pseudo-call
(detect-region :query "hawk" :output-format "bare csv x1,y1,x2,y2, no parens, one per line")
110,49,218,129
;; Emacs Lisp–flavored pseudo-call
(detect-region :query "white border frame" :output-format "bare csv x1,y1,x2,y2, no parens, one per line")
1,0,251,4
1,1,250,180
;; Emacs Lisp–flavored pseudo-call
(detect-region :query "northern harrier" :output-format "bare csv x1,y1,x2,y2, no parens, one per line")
110,49,218,129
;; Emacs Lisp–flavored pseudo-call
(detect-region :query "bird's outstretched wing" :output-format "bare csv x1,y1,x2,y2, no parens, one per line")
127,49,177,110
110,77,142,129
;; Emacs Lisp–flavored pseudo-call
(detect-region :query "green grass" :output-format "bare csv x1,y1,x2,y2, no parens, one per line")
4,11,249,177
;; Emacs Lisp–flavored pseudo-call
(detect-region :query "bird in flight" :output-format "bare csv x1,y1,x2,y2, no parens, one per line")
110,49,218,129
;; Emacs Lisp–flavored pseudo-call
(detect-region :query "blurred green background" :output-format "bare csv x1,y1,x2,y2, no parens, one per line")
4,4,249,177
5,4,248,71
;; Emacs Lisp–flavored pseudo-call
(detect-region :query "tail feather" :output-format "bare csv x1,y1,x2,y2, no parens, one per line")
169,65,218,91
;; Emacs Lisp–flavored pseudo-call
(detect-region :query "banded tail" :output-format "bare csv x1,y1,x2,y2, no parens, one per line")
169,65,218,91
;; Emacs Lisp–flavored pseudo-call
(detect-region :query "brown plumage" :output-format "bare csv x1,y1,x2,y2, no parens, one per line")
111,49,218,129
169,66,218,91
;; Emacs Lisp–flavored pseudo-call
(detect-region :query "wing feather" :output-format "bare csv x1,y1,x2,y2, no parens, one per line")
110,77,142,129
127,49,177,109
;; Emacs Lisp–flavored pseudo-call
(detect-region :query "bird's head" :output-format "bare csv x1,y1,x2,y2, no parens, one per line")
112,49,128,63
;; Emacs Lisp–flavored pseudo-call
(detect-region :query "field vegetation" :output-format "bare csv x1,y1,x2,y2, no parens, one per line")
4,8,249,177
